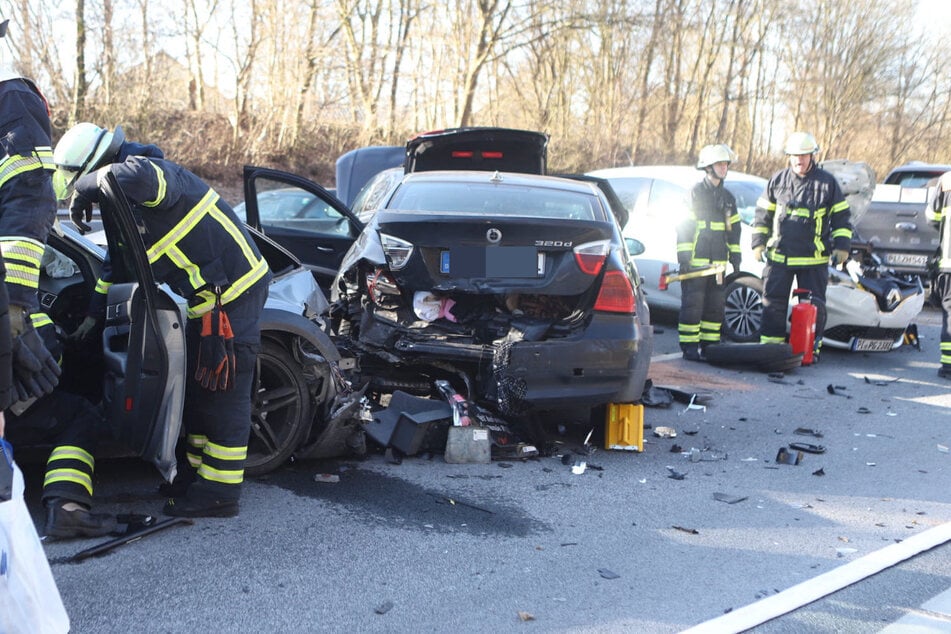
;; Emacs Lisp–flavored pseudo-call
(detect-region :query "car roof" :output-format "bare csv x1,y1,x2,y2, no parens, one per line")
586,164,765,187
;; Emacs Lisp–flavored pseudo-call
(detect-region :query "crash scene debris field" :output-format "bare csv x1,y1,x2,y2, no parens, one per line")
26,304,951,632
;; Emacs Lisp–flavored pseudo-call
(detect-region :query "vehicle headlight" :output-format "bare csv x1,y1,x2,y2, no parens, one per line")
380,232,414,270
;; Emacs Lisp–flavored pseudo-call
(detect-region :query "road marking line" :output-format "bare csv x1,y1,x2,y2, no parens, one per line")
681,521,951,633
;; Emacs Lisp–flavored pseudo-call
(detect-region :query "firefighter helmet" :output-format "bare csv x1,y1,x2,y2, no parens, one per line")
784,132,819,155
697,144,735,169
0,19,23,83
52,123,125,200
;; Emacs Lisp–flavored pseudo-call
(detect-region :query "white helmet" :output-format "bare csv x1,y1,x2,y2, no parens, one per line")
52,123,125,200
696,144,735,169
784,132,819,155
0,19,23,83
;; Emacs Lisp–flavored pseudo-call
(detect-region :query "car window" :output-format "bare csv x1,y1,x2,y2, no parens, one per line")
600,177,650,213
645,178,689,220
889,172,943,188
386,181,601,220
351,167,403,220
249,178,351,236
725,180,765,224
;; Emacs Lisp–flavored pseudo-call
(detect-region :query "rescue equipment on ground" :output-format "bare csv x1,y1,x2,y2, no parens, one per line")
789,289,817,365
604,403,644,452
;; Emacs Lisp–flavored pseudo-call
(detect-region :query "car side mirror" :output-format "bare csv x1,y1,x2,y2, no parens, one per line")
625,237,645,256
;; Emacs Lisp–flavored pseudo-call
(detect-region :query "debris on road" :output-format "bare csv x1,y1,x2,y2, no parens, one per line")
713,492,748,504
667,466,686,480
517,611,535,622
598,568,620,579
794,427,823,438
775,447,803,465
812,468,825,476
654,426,677,438
826,384,851,398
313,473,340,483
672,525,699,535
789,443,825,454
375,601,394,615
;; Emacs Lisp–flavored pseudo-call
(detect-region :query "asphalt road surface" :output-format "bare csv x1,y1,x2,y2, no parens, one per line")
18,305,951,633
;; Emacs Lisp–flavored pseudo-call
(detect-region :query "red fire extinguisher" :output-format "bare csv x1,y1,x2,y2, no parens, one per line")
789,289,817,365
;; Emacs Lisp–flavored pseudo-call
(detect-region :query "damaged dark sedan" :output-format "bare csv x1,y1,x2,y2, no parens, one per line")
329,169,653,424
243,166,652,429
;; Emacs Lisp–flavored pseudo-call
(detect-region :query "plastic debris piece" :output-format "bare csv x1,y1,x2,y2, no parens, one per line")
571,462,587,475
314,473,340,483
886,411,898,417
856,407,871,414
826,384,850,398
866,462,876,466
672,525,699,535
713,492,748,504
654,426,677,438
794,427,824,438
679,394,707,414
938,445,949,454
812,468,825,476
517,611,535,622
670,444,683,453
598,568,620,580
776,447,803,465
836,547,858,557
666,466,686,480
789,442,825,454
375,601,394,615
741,457,758,462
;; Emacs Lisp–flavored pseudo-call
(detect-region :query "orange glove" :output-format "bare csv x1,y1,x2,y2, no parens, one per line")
194,304,236,391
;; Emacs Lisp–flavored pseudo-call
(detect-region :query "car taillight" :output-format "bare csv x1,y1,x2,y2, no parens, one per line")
573,240,610,275
380,232,414,269
594,269,636,314
366,268,401,304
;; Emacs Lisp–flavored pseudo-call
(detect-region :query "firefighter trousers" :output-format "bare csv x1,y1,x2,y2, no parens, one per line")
760,262,827,351
936,273,951,370
678,275,725,351
179,280,269,501
5,390,104,507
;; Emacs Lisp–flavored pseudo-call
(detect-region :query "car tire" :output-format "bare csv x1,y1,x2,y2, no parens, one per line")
246,338,313,476
722,275,764,343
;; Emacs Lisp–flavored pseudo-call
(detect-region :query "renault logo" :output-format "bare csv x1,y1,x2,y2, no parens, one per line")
486,228,502,243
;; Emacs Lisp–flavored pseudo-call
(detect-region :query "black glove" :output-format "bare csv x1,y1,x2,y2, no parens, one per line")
11,325,61,399
194,304,236,391
730,256,742,274
677,254,691,272
70,192,94,234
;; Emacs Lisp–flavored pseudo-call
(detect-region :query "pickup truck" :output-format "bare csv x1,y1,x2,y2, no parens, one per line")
853,183,939,277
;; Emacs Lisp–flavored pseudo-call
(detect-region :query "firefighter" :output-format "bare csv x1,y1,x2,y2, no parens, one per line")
927,171,951,379
676,144,742,361
0,19,61,400
3,313,115,538
751,132,851,360
53,123,272,518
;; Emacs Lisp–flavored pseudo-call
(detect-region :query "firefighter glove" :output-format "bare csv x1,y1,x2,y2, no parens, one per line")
70,192,94,234
677,253,692,271
832,249,850,265
195,304,236,391
11,325,61,399
68,315,99,342
752,245,766,263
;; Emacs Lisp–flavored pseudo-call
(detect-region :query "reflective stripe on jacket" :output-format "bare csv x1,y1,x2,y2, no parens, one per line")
676,177,741,267
928,171,951,272
0,78,56,309
751,163,851,267
76,153,269,319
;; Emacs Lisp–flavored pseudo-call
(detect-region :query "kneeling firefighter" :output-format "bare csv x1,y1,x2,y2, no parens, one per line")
53,123,272,518
676,144,741,361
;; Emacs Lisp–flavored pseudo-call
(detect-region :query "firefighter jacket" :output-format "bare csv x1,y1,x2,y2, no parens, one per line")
752,163,851,267
0,78,56,310
677,176,741,269
75,148,269,320
927,171,951,272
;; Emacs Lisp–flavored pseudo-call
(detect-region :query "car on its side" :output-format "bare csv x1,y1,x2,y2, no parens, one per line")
587,164,925,352
32,174,362,478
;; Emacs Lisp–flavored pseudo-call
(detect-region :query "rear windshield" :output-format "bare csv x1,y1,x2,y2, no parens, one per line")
386,181,603,221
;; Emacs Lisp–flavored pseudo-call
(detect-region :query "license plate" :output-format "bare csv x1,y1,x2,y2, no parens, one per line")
883,252,929,268
851,338,894,352
442,247,542,277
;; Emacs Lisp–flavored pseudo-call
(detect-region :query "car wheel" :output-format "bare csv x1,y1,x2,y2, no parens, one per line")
246,338,313,476
722,275,764,343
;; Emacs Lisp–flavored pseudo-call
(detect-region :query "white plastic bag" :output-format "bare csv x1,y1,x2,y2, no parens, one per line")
0,453,71,634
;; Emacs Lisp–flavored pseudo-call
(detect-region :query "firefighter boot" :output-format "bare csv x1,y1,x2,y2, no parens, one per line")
681,343,702,362
939,365,951,380
45,499,117,540
157,466,196,497
163,483,239,518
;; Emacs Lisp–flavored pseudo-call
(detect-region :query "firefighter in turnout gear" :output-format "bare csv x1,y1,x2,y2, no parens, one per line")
53,123,272,518
676,144,741,361
927,171,951,379
0,20,61,403
4,313,116,539
751,132,851,359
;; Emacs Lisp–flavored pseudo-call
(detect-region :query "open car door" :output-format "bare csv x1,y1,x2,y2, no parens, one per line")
98,172,186,482
242,166,363,291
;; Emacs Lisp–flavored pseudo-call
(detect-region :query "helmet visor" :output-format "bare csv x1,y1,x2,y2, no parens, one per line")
52,167,80,201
